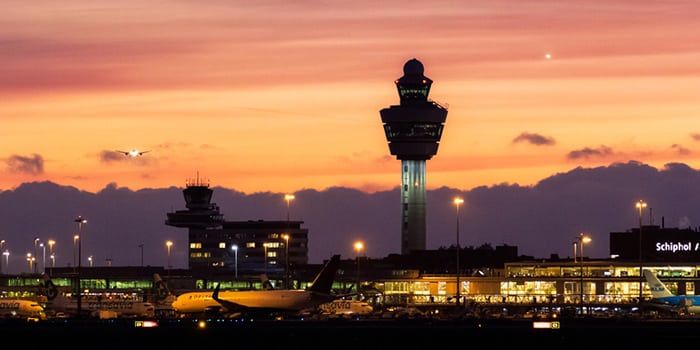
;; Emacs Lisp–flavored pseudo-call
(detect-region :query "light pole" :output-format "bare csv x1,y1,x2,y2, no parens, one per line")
26,253,34,273
73,235,79,269
354,241,364,295
40,243,46,273
166,240,173,269
263,242,269,274
138,244,144,266
74,215,87,319
88,255,93,267
283,234,290,289
3,250,9,273
636,200,647,305
232,244,238,279
0,240,4,274
577,233,591,307
454,197,464,306
48,239,55,271
284,194,295,222
33,237,39,273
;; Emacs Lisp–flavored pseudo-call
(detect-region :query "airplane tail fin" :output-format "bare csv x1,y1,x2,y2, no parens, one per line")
643,269,674,298
307,254,341,294
261,274,274,290
41,274,59,301
212,283,221,301
153,273,173,300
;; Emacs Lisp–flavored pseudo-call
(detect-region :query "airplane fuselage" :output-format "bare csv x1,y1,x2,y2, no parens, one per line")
0,299,45,319
172,289,319,314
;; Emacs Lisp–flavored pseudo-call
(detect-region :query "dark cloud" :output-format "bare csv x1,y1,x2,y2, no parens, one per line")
100,150,124,163
2,161,700,274
567,145,613,160
671,144,691,155
690,133,700,141
512,132,556,146
6,154,44,175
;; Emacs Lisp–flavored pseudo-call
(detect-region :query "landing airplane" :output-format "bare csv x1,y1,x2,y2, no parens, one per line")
42,275,155,319
116,149,150,157
171,254,342,318
0,298,45,319
643,269,700,316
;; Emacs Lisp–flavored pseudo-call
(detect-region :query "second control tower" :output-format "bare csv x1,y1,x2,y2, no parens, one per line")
380,58,448,254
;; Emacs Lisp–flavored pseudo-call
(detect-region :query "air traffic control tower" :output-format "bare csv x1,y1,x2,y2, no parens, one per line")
380,58,448,255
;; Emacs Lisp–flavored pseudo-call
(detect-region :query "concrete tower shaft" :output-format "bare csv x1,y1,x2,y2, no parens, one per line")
380,58,448,254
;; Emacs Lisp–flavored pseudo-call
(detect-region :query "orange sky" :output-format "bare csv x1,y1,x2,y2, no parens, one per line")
3,1,700,194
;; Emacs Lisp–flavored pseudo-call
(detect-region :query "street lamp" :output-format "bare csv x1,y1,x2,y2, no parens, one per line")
0,240,5,274
284,194,295,222
138,244,144,266
282,234,290,289
74,215,87,318
33,237,39,273
454,197,464,306
354,241,364,295
26,253,34,273
166,240,173,269
232,244,238,280
73,235,79,269
576,233,591,307
48,239,55,267
636,200,647,304
88,255,93,267
2,250,9,273
40,243,46,273
263,242,269,274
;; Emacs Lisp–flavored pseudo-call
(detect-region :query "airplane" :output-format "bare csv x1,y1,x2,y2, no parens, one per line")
0,298,46,319
171,254,342,319
643,269,700,316
115,149,150,157
151,273,177,318
41,275,156,319
316,299,374,316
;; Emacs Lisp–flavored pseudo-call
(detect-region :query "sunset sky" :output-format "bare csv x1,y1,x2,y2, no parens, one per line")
3,1,700,194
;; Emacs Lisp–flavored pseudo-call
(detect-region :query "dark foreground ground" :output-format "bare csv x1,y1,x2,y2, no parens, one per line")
4,317,700,349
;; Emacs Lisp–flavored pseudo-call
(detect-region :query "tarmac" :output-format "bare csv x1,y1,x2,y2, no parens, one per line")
4,316,700,349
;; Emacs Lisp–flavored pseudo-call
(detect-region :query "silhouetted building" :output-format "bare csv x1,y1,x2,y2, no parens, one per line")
165,176,309,279
610,220,700,263
380,58,448,254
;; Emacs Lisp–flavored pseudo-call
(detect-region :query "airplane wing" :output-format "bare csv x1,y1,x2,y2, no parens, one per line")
211,284,247,312
115,150,129,155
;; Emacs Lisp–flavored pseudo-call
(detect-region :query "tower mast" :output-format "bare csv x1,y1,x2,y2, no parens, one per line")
380,58,448,254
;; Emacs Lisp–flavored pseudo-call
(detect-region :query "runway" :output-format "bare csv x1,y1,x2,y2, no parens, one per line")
5,317,700,348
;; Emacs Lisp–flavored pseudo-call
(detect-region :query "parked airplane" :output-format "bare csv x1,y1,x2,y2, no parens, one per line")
116,149,150,157
41,275,155,319
152,273,177,318
171,254,342,318
643,269,700,316
317,299,374,316
0,298,45,319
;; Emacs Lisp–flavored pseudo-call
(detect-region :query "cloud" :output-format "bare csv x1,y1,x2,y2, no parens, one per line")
566,146,613,160
690,133,700,141
671,144,691,155
6,154,44,175
512,132,555,146
100,150,124,163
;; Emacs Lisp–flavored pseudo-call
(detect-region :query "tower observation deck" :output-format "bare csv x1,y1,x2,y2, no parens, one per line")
380,58,448,254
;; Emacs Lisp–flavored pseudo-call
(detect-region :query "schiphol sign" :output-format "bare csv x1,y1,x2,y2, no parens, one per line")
655,241,700,253
610,228,700,262
647,235,700,262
